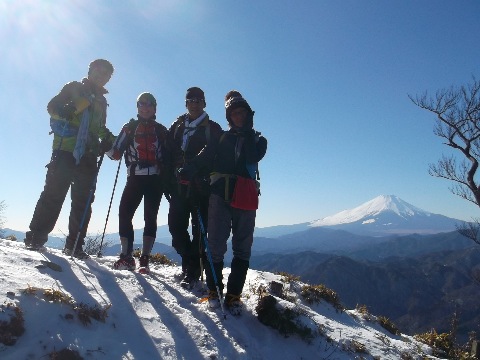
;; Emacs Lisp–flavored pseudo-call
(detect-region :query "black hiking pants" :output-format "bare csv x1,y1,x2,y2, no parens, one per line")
29,150,98,247
118,174,163,254
168,183,209,277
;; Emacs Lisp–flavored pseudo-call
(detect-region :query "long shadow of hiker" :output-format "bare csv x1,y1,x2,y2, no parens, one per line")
77,259,162,359
18,252,159,358
133,273,207,359
143,272,240,359
38,252,101,305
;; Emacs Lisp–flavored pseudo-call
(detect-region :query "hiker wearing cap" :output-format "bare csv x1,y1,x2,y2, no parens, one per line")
107,92,172,273
179,90,267,315
24,59,116,259
167,87,223,289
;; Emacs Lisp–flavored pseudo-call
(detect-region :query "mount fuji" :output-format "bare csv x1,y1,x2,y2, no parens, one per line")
255,195,464,238
308,194,462,236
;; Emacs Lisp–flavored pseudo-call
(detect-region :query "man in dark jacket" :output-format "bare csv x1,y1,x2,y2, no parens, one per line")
24,59,116,259
181,90,267,314
167,87,222,289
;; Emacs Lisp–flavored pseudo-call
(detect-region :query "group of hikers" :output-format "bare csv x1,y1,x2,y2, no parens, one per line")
23,59,268,314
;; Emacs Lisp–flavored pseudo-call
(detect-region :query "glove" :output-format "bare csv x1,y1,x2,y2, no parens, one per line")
57,102,77,120
243,129,256,138
177,163,197,183
100,138,113,153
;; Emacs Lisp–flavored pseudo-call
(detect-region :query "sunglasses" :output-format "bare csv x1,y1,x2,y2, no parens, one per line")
186,98,204,104
137,101,154,107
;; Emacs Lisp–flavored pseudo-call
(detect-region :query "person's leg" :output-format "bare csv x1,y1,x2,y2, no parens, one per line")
226,208,256,297
118,176,144,256
141,176,162,269
168,194,191,273
65,154,98,251
204,194,232,294
27,151,74,246
188,193,210,281
113,176,143,270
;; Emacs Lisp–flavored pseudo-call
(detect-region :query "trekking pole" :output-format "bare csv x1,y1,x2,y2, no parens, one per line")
193,195,204,283
70,153,105,259
97,159,121,257
198,220,204,282
196,207,227,319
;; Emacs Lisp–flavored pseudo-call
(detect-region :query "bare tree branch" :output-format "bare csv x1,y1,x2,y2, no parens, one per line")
456,219,480,245
410,76,480,206
410,76,480,245
0,200,6,238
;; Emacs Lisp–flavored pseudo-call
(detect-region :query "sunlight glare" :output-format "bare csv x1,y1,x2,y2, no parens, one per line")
1,0,102,73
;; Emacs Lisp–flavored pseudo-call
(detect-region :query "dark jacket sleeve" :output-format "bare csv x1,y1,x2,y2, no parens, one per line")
244,131,267,164
47,81,82,117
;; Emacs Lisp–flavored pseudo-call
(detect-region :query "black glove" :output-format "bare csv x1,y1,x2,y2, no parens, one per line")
100,138,113,153
178,163,197,183
57,102,77,120
243,129,256,137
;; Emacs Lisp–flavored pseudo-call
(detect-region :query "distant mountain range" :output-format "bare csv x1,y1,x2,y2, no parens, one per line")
3,194,466,248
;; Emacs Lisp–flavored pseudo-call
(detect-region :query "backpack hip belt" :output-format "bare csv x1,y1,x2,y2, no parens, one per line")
210,172,237,201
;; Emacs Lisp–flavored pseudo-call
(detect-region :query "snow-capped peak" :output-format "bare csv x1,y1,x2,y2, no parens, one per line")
309,195,430,227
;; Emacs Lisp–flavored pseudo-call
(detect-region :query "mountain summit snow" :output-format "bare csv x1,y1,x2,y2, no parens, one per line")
308,195,461,236
310,195,428,226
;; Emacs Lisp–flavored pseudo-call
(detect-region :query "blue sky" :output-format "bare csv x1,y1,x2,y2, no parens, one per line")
1,0,480,236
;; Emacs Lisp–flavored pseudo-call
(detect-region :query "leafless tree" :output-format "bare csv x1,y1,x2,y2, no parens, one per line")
0,200,6,238
84,234,112,256
409,76,480,245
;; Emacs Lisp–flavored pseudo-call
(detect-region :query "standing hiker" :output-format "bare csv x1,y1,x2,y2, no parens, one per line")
167,87,222,289
180,90,267,314
107,92,171,273
24,59,116,259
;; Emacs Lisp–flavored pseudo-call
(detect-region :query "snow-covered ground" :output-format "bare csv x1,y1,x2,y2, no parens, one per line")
0,239,441,359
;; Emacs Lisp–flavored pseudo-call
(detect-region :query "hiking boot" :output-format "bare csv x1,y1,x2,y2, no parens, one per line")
180,274,199,290
138,255,149,274
174,269,187,281
24,231,47,251
113,254,135,270
25,244,47,252
63,247,90,259
206,290,221,309
225,293,243,316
